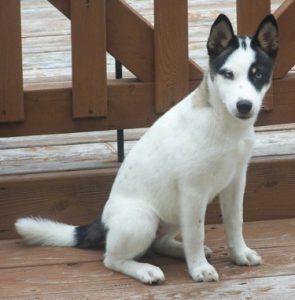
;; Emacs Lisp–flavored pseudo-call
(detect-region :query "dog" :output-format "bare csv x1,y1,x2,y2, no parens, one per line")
15,14,278,284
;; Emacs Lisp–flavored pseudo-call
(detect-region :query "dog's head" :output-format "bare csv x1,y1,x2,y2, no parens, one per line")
207,14,278,122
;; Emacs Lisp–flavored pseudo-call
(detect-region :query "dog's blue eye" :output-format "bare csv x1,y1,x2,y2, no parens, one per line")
255,71,263,79
220,69,234,80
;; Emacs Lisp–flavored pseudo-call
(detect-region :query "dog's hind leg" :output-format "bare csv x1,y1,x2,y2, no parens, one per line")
152,228,213,259
103,208,165,284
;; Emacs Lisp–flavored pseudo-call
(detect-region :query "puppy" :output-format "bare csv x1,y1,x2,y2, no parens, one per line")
15,14,278,284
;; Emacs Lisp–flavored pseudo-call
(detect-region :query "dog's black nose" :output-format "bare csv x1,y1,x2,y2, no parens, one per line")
236,100,252,115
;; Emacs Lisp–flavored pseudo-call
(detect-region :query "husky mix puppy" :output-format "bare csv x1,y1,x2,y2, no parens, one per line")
15,14,278,284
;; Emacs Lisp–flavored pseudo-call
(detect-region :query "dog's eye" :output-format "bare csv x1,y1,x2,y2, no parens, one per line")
220,69,234,80
255,71,263,79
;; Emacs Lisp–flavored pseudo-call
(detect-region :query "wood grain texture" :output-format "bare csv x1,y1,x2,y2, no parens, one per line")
0,0,24,123
21,0,287,87
1,154,295,239
71,0,107,118
1,127,295,175
274,0,295,78
154,0,189,113
0,73,294,136
236,0,270,35
1,219,295,298
0,169,116,240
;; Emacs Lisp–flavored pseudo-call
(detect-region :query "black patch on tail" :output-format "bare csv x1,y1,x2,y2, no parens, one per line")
75,217,107,249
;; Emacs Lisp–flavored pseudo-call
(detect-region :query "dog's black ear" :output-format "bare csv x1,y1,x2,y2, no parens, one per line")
251,14,279,59
207,14,235,56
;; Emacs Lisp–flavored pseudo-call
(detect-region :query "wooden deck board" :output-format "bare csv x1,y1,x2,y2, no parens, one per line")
1,125,295,175
0,219,294,299
21,0,287,88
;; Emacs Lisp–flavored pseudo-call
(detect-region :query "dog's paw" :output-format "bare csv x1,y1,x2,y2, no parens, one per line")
137,264,165,284
231,247,262,266
190,263,219,282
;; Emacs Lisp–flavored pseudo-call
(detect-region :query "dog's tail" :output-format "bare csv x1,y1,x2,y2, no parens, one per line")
15,217,106,249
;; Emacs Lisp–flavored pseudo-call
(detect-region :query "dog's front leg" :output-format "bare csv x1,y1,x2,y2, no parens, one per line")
219,166,262,266
180,188,219,282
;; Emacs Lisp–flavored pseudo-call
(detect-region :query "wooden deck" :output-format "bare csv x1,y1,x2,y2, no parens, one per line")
1,218,295,299
21,0,288,89
1,1,294,298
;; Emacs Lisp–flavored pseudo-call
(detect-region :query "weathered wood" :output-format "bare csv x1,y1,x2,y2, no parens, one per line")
1,127,295,175
0,239,100,270
257,74,295,126
274,0,295,78
0,80,175,137
154,0,189,113
71,0,107,118
0,128,146,150
0,0,24,123
236,0,270,35
0,73,294,136
1,153,295,239
48,0,202,83
22,0,287,87
0,234,295,298
0,169,116,240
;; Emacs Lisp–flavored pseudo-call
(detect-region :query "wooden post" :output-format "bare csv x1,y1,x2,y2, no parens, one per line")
274,0,295,78
0,0,24,123
71,0,107,118
236,0,271,35
154,0,189,113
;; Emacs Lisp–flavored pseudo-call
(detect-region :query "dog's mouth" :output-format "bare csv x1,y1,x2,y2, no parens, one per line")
236,113,253,120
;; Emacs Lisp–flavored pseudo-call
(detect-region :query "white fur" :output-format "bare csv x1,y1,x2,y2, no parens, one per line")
15,217,76,247
101,57,264,283
15,28,272,285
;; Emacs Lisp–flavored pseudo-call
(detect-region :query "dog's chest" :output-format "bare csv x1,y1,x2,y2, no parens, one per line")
200,138,251,198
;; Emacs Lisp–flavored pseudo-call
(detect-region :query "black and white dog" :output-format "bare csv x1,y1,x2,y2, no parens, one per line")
16,14,278,284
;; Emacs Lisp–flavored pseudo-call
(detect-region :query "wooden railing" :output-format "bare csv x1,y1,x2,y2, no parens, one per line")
0,0,294,137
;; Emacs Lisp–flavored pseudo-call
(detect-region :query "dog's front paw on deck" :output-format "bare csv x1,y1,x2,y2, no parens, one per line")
189,263,219,282
231,247,262,266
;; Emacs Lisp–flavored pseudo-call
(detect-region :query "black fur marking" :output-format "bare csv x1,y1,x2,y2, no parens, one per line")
239,36,247,50
75,217,107,249
209,37,239,79
248,47,275,91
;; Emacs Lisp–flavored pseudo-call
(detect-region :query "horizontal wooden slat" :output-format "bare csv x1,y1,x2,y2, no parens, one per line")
0,74,294,136
1,127,295,176
154,0,189,113
1,154,295,239
71,0,107,118
0,0,24,123
274,0,295,78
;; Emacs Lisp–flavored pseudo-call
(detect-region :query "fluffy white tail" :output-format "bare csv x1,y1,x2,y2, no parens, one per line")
15,217,77,247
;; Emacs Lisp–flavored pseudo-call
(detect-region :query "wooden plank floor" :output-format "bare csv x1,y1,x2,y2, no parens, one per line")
1,219,295,299
21,0,287,88
1,124,295,176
